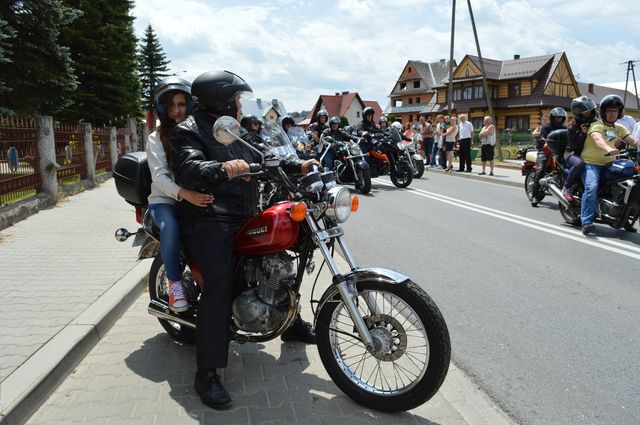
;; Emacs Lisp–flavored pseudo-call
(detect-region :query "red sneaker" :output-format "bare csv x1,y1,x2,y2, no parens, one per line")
562,188,574,202
168,280,189,312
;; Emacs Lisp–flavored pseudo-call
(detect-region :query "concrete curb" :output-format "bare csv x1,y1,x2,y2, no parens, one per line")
0,258,152,425
426,164,523,189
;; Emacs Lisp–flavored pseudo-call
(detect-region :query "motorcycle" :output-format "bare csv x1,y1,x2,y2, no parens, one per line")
288,126,318,161
521,144,565,204
364,127,414,188
543,130,640,231
317,131,372,194
402,137,426,179
113,116,451,412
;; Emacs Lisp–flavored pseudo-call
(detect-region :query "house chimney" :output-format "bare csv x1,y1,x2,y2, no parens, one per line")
335,92,339,96
514,54,520,60
440,59,446,64
342,91,349,95
588,83,594,93
257,98,262,107
272,99,278,105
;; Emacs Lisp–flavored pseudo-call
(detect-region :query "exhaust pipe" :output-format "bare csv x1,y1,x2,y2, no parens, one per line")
147,302,196,329
539,176,570,208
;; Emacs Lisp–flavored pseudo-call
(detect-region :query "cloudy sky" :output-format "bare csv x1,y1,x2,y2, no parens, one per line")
133,0,640,113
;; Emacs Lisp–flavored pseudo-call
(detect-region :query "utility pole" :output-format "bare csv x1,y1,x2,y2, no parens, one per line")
466,0,498,158
621,60,640,110
446,0,456,116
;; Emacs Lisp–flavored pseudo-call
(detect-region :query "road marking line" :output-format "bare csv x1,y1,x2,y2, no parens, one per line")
373,178,640,260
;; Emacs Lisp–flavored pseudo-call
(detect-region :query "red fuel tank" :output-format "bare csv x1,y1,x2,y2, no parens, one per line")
234,202,300,256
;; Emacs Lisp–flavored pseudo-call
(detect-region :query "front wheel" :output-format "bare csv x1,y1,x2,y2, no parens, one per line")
356,168,372,194
413,159,425,179
316,280,450,412
148,255,196,344
390,161,413,188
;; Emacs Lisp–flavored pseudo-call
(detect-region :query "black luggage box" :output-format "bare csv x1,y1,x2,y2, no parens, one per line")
545,129,568,155
113,151,151,207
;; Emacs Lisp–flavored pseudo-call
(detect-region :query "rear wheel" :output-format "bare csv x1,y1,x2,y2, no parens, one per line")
316,280,450,412
149,255,196,344
559,202,581,226
390,162,413,188
524,168,543,202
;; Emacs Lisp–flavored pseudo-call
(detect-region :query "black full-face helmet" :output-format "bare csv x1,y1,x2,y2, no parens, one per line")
363,106,375,120
154,76,193,121
549,107,568,129
599,94,624,125
281,115,295,128
317,110,329,123
379,116,388,126
570,95,597,124
329,116,341,128
191,70,252,117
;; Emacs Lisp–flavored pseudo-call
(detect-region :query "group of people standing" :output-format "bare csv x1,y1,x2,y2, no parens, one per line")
401,114,497,176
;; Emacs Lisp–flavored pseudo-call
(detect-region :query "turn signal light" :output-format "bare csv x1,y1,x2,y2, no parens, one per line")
289,202,307,222
351,195,359,212
635,165,640,172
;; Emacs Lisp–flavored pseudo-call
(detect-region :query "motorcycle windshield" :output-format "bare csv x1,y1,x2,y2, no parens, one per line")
389,127,403,143
260,122,298,159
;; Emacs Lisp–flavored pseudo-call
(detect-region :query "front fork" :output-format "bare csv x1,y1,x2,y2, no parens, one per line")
306,215,380,351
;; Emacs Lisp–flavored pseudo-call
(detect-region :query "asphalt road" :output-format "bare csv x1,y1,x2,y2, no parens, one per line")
340,171,640,425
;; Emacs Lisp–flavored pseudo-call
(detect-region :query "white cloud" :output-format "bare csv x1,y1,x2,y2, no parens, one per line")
134,0,640,112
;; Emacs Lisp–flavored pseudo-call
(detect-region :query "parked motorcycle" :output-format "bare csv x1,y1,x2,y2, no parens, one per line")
542,129,640,231
364,127,414,188
318,132,372,194
113,116,451,412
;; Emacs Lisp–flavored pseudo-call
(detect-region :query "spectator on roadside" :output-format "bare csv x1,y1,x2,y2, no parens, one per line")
422,119,434,163
456,114,474,173
430,115,444,168
633,119,640,139
7,146,18,173
478,116,496,175
443,116,458,172
438,115,451,168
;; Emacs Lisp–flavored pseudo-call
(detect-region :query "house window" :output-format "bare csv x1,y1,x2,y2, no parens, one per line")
400,82,406,90
471,117,484,129
408,67,412,73
490,86,498,99
413,81,420,88
508,83,521,97
453,88,462,101
505,115,530,130
462,87,473,100
416,97,420,104
409,114,413,122
357,111,360,118
473,85,484,99
408,98,413,105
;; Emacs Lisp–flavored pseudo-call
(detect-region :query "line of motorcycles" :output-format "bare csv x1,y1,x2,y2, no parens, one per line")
288,125,425,194
519,129,640,232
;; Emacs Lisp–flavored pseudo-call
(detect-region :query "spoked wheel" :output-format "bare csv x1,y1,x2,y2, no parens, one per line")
524,169,543,202
316,281,450,412
390,162,413,188
148,255,197,344
559,202,581,226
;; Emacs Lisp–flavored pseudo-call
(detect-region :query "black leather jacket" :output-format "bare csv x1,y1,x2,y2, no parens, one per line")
356,119,381,135
171,111,302,220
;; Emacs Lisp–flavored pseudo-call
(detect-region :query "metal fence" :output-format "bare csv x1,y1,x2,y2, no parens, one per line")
0,116,40,205
54,121,87,183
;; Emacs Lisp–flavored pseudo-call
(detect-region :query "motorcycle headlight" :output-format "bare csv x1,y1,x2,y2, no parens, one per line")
350,144,362,155
397,142,406,150
325,186,352,223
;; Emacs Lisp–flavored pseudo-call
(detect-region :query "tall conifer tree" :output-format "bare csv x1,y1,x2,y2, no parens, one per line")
0,1,80,116
138,25,170,113
0,18,16,115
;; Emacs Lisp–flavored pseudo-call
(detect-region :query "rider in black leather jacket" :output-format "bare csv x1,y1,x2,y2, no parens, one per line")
356,107,381,153
320,116,347,170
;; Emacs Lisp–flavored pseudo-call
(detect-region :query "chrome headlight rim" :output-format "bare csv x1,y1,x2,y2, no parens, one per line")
350,144,362,155
325,186,352,223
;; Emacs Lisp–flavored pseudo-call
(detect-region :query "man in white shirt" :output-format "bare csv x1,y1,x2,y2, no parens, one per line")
632,120,640,139
617,114,637,132
456,114,475,172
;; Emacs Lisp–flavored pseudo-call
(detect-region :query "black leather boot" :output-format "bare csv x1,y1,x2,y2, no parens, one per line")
280,315,316,344
194,369,231,409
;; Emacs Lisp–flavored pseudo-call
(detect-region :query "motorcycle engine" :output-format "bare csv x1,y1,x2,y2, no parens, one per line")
232,253,296,333
598,186,625,219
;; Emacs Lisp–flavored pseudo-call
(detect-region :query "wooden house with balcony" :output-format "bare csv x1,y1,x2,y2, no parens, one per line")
432,52,580,130
385,59,452,124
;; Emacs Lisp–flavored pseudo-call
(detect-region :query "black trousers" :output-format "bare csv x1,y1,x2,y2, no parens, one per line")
531,150,549,202
458,137,472,171
181,217,245,370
